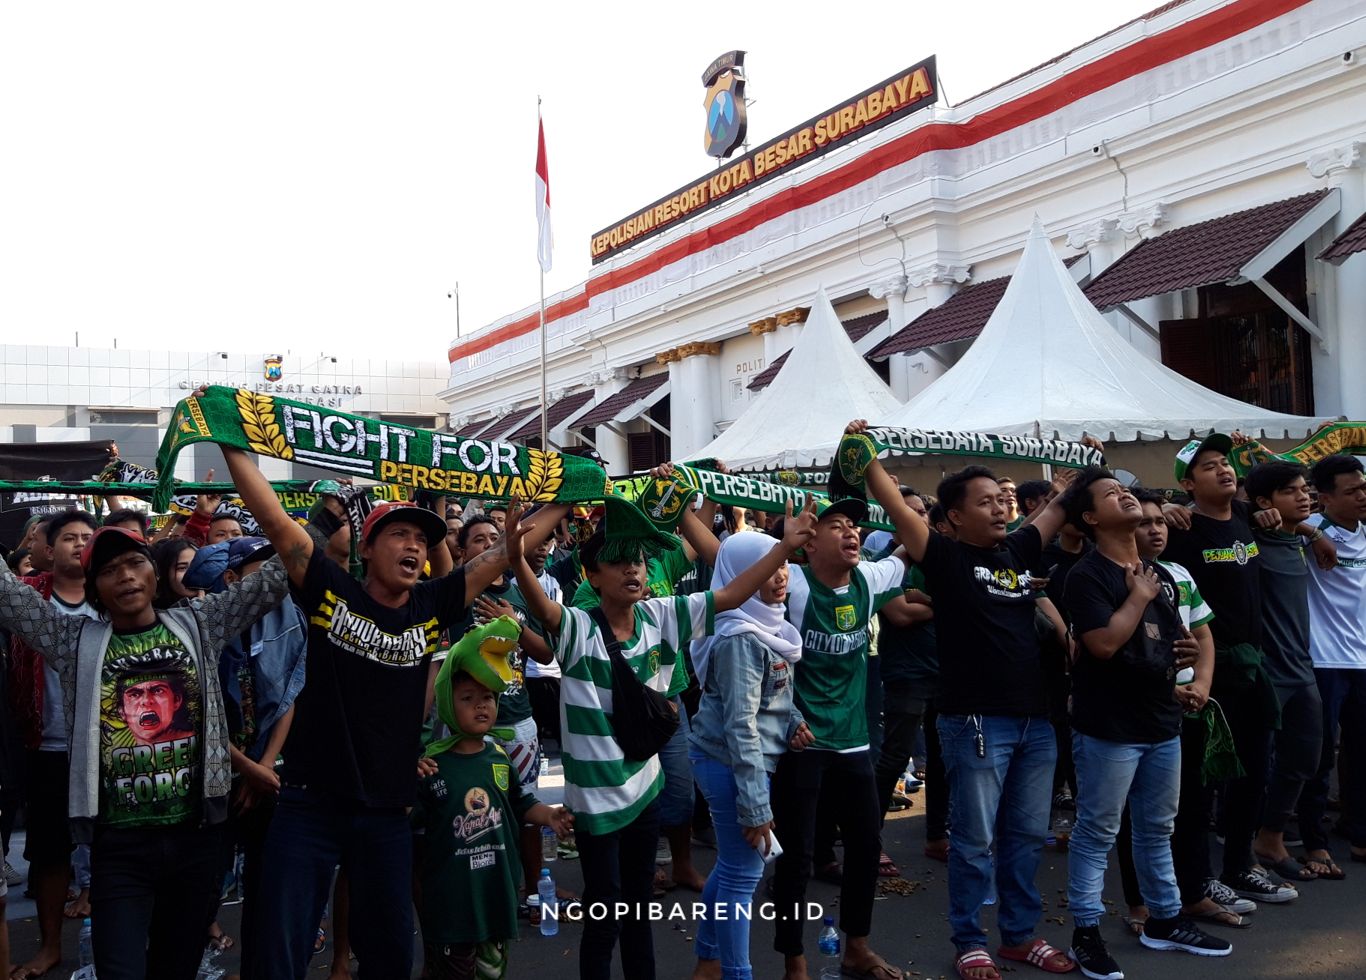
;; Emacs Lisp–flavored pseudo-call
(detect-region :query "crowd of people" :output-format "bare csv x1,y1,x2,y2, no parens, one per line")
0,421,1362,980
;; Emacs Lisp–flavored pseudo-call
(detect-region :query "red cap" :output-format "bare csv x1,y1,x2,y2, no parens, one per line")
81,526,151,574
359,501,448,547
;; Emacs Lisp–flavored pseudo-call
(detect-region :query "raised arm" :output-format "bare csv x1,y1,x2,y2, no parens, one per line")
221,446,314,587
846,421,930,564
504,504,563,636
679,507,721,569
462,502,570,600
712,500,817,613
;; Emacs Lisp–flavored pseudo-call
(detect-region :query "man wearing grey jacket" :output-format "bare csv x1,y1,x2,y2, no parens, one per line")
0,524,290,980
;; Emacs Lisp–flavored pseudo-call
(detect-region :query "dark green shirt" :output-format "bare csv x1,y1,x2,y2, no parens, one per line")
413,745,537,944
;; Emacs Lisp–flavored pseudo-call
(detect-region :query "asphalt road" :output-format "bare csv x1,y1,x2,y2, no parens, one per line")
7,801,1365,979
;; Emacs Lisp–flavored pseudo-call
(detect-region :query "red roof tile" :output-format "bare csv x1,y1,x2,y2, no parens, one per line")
575,373,669,428
1084,191,1329,310
454,416,497,438
746,312,886,391
507,390,597,441
1318,210,1366,264
867,277,1010,358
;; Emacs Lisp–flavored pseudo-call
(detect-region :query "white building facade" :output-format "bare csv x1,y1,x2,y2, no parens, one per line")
1,346,450,479
441,0,1366,474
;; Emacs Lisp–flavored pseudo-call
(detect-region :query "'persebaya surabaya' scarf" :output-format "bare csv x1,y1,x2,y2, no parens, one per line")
153,386,610,512
1227,422,1366,475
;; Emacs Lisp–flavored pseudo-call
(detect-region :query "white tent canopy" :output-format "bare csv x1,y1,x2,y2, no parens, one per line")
886,217,1334,442
691,287,903,469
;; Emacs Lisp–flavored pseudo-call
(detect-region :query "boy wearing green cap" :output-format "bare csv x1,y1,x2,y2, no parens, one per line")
414,617,573,980
505,495,816,980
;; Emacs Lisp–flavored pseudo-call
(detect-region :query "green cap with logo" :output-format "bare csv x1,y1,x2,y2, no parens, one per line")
1173,433,1234,483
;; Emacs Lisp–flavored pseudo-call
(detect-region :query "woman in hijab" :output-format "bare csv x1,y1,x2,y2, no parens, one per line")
688,532,814,980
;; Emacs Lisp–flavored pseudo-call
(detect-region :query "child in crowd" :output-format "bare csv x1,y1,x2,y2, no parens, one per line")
413,617,573,980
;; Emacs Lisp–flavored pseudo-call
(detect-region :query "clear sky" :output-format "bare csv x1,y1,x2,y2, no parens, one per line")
1,0,1163,363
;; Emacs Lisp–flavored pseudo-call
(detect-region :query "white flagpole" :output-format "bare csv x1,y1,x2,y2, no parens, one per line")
538,97,549,449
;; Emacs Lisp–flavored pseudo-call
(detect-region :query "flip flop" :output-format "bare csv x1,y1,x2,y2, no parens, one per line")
1187,906,1253,929
206,931,236,952
1301,854,1346,880
841,957,904,979
1255,854,1317,881
954,949,1000,980
996,939,1075,973
878,852,901,878
1121,915,1147,937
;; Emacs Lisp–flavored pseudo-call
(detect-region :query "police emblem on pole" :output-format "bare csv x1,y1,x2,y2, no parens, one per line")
263,354,283,382
703,51,747,159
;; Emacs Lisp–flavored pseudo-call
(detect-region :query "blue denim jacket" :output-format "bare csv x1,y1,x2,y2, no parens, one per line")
219,596,308,762
689,632,803,826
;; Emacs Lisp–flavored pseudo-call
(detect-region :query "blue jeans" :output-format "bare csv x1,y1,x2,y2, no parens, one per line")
246,786,414,980
937,714,1056,952
1069,733,1181,924
658,696,694,827
690,751,766,980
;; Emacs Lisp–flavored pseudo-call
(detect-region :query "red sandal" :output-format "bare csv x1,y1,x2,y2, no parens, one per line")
996,939,1075,973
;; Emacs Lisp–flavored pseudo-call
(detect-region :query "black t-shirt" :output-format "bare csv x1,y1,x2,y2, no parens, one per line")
1160,499,1262,649
1063,552,1184,743
286,549,468,806
1041,537,1092,623
919,526,1047,716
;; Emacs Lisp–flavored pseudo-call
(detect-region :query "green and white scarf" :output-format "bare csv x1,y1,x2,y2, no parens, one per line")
153,386,609,512
1228,422,1366,476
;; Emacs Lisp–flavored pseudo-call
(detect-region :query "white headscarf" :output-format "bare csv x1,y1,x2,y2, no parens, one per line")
692,531,803,687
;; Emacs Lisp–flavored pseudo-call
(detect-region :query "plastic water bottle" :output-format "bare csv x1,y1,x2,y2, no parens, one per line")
78,917,94,966
541,825,558,863
817,916,841,978
538,868,559,936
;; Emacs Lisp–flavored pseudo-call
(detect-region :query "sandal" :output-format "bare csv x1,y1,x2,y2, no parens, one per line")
954,949,1001,980
312,927,327,956
996,939,1075,973
841,957,904,979
1255,853,1317,881
1186,905,1252,929
878,852,901,878
1301,853,1346,880
1121,915,1147,937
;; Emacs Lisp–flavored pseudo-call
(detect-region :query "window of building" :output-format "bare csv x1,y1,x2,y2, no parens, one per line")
1159,248,1314,416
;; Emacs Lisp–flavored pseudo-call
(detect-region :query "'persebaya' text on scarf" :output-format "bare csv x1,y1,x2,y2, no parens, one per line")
153,386,609,511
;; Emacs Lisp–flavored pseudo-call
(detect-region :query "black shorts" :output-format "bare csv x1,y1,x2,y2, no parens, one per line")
23,750,73,867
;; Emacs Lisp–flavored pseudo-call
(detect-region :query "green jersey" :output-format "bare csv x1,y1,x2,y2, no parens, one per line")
785,558,906,751
554,592,714,834
101,623,203,828
413,745,537,944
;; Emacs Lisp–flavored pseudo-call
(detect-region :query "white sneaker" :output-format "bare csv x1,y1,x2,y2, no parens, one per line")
1203,877,1257,915
2,861,21,887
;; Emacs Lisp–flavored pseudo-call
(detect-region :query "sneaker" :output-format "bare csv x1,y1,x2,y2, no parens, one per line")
1070,925,1124,979
1054,789,1077,811
1140,915,1232,956
2,862,21,887
655,839,671,866
1203,878,1257,915
1221,869,1297,904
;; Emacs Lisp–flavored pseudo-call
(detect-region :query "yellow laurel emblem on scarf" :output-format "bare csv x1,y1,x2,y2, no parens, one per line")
235,389,293,460
524,448,565,502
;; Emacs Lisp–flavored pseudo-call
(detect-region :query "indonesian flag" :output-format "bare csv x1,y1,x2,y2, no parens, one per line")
535,115,552,273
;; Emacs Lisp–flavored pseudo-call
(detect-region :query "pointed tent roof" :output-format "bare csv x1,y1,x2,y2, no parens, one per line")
690,287,903,469
885,217,1333,442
